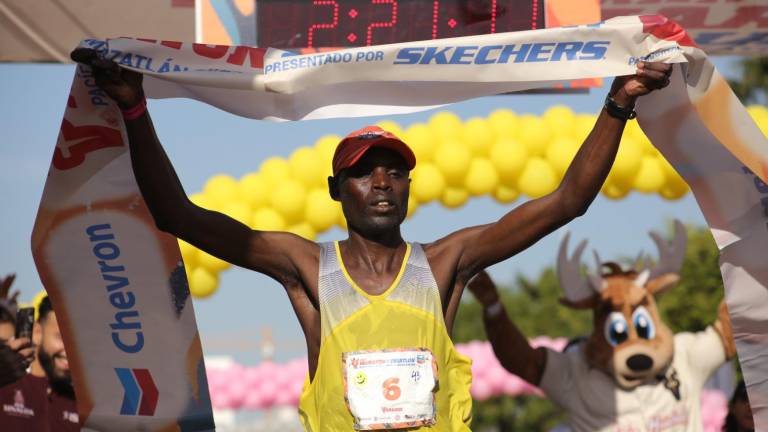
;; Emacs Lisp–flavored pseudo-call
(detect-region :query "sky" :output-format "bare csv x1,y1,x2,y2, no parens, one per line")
0,57,742,364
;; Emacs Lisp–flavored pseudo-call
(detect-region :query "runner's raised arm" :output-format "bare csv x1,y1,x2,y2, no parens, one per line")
432,63,674,288
70,49,318,292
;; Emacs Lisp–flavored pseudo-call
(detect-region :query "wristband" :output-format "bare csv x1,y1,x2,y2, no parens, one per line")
604,95,636,120
121,96,147,120
485,301,504,318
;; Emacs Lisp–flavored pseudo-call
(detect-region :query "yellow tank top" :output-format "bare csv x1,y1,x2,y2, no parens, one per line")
298,241,473,431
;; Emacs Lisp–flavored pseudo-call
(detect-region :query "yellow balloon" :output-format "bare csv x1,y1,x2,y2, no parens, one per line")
601,176,631,200
287,222,317,240
543,105,576,138
407,196,418,218
221,202,251,224
487,109,520,139
610,136,644,187
545,136,581,178
260,157,292,189
239,173,270,209
492,185,519,204
196,249,230,272
658,157,689,200
204,174,239,205
411,163,446,203
638,136,662,158
178,239,198,268
190,267,219,298
623,119,644,142
517,158,558,198
465,158,499,196
252,207,286,231
404,123,437,163
189,193,215,210
572,114,595,142
633,157,666,193
270,180,307,223
304,189,339,232
429,111,463,144
440,187,469,208
30,290,48,321
747,105,768,137
376,120,404,137
490,138,528,186
290,147,325,188
517,115,551,157
314,134,342,173
434,141,471,186
461,117,495,156
338,205,348,230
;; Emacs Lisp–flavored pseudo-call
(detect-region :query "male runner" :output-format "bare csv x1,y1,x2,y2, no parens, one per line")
72,47,672,431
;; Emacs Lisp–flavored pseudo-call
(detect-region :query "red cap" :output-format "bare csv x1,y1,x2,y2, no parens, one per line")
332,126,416,176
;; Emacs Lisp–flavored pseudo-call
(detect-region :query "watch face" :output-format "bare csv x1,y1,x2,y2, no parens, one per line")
257,0,545,49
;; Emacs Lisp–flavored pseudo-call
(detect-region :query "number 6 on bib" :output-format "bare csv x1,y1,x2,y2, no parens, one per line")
343,348,438,430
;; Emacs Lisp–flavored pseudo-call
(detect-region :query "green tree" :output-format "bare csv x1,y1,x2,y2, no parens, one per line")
455,223,731,431
728,57,768,104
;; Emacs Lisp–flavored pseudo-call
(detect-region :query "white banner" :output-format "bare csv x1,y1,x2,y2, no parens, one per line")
32,15,768,431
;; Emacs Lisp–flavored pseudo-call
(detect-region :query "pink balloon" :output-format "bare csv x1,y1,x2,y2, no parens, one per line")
274,386,295,406
226,379,248,409
485,365,508,396
471,378,493,401
501,374,526,396
259,380,278,409
700,389,727,432
242,389,265,410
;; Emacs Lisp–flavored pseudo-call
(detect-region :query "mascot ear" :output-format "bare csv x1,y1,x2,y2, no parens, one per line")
559,296,599,310
646,273,680,296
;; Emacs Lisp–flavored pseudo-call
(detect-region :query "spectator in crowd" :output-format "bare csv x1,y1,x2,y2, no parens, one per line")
0,295,78,431
0,274,34,388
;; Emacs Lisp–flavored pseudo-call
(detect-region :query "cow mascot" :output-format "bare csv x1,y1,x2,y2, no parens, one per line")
468,221,737,432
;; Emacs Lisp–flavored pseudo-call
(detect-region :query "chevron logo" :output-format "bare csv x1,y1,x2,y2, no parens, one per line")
114,368,159,416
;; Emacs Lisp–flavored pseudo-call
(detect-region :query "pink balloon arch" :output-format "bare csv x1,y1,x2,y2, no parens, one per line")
205,337,728,430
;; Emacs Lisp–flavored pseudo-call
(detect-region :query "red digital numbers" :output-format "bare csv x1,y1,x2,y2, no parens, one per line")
263,0,544,49
308,0,340,48
366,0,397,46
431,1,439,39
491,0,498,33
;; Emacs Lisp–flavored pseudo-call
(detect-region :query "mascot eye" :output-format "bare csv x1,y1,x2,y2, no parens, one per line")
604,312,629,347
632,306,656,340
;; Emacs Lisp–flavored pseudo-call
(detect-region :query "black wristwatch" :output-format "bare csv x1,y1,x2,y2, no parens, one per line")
604,95,637,120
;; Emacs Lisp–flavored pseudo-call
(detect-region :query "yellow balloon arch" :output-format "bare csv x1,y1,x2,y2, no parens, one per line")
182,105,768,298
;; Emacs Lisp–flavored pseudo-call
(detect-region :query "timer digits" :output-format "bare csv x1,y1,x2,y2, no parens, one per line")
257,0,544,48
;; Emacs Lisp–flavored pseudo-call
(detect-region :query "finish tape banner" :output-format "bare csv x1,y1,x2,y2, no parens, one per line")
32,14,768,431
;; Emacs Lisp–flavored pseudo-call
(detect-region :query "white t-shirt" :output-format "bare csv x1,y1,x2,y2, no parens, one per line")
539,327,726,432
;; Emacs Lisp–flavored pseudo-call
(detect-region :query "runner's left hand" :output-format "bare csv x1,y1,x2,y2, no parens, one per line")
610,61,673,106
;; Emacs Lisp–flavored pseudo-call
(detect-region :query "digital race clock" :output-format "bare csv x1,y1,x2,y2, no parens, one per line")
256,0,546,49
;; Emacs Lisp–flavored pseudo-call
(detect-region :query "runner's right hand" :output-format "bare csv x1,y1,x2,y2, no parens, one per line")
70,48,144,109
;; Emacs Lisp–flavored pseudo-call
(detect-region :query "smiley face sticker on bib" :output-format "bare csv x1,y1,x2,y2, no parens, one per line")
342,348,438,430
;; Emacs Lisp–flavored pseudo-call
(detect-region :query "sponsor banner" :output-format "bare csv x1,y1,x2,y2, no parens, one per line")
32,67,214,430
602,0,768,55
33,15,767,430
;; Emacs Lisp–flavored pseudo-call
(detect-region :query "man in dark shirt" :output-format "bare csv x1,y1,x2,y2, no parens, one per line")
0,295,79,431
0,274,35,387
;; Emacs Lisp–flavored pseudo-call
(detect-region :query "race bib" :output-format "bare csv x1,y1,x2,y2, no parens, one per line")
342,348,438,430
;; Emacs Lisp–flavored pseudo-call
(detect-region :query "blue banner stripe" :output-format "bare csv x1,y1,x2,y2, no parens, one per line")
115,368,141,415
